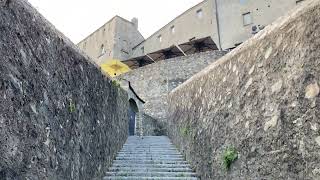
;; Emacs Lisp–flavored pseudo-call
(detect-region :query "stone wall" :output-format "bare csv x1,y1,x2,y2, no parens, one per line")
121,81,145,136
118,80,165,136
143,114,166,136
119,50,226,125
0,1,128,180
167,0,320,179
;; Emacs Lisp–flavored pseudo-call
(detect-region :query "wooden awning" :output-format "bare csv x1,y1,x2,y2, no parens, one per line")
122,55,154,69
123,37,218,69
147,45,184,61
178,36,218,55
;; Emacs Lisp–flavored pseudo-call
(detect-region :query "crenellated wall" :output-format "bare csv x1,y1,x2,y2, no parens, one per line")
0,1,129,179
167,0,320,179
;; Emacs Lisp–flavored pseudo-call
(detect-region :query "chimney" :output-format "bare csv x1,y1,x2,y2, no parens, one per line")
131,17,138,30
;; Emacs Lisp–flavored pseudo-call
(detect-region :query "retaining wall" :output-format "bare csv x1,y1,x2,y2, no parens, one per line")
0,1,129,179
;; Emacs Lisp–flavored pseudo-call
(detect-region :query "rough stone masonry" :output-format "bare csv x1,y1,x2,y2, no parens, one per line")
119,51,226,128
0,0,129,179
167,0,320,179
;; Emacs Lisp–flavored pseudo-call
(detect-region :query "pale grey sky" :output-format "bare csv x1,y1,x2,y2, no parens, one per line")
28,0,203,43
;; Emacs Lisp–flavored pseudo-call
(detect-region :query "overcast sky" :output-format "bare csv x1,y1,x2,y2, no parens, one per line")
28,0,203,44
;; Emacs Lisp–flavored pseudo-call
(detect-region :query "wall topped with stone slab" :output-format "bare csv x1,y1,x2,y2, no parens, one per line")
0,1,128,179
167,0,320,179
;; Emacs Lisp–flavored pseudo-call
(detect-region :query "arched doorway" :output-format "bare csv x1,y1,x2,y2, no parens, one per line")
128,99,138,136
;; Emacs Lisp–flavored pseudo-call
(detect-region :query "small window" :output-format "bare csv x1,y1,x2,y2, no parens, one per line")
158,35,162,42
141,46,144,54
242,12,252,26
189,37,196,41
196,9,203,19
121,49,129,54
296,0,304,4
170,26,175,34
100,44,105,55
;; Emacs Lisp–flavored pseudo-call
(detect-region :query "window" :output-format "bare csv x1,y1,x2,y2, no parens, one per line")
296,0,304,4
141,46,144,54
158,35,162,42
189,37,196,41
121,49,129,55
196,9,203,19
242,12,252,26
100,44,105,56
170,26,175,34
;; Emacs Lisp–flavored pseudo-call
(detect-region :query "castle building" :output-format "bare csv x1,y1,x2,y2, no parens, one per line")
77,0,305,68
77,16,144,65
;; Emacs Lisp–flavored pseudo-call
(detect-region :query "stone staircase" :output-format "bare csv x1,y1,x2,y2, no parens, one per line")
103,136,198,180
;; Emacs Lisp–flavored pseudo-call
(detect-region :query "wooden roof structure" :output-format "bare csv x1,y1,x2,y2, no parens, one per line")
123,36,218,69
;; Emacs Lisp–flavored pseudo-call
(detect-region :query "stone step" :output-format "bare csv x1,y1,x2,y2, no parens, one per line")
104,136,198,179
122,147,175,148
119,149,179,152
120,149,179,151
118,150,180,152
121,148,177,150
125,140,171,141
113,160,188,164
103,176,198,180
116,154,183,158
109,167,193,172
123,143,174,145
125,142,172,143
124,142,173,144
123,143,177,145
115,157,184,161
124,142,172,143
118,151,181,154
126,140,172,141
119,152,182,155
111,164,191,168
117,153,182,156
122,146,176,149
105,171,197,177
118,153,183,158
124,143,173,144
120,150,178,152
121,149,177,151
122,148,176,150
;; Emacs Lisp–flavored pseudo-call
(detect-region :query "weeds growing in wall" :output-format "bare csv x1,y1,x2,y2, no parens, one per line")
222,147,238,170
180,126,191,137
68,100,76,113
112,80,121,89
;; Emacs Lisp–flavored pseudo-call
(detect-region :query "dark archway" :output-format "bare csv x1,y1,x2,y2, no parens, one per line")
128,98,138,136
